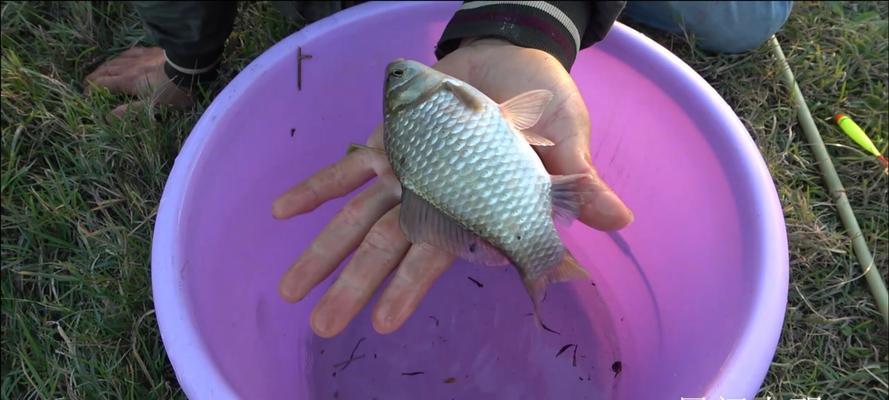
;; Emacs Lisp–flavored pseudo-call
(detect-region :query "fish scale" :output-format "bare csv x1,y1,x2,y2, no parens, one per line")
385,87,563,280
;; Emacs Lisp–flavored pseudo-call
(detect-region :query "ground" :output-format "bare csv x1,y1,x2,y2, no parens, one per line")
1,2,887,399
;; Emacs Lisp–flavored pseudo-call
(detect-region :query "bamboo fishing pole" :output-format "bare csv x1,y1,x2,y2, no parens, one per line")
769,35,888,326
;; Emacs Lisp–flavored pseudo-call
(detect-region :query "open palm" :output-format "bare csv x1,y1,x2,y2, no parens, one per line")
273,39,633,338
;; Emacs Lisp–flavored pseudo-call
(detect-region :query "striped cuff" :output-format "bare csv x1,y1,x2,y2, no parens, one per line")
435,1,593,70
162,49,221,90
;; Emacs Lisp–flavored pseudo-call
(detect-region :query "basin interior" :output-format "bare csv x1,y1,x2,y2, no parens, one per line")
175,3,766,399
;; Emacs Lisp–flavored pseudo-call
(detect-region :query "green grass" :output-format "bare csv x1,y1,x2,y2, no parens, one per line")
1,1,887,399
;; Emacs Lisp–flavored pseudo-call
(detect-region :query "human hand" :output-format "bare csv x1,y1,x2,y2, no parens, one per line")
273,38,633,338
84,47,192,117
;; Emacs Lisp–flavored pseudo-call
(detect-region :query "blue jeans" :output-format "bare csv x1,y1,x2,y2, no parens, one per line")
622,1,794,54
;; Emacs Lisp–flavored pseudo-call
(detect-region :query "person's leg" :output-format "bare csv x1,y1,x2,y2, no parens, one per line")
621,1,793,54
271,1,361,25
84,2,238,115
133,1,238,88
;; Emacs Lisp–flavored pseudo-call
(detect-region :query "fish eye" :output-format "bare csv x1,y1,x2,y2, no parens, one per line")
390,69,404,78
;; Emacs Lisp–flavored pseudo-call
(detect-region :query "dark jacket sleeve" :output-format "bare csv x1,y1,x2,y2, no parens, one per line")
434,1,625,71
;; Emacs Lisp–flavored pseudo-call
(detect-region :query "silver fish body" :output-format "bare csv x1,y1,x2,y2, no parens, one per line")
381,59,588,312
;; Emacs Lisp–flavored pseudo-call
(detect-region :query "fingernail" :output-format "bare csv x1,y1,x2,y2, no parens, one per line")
278,269,305,302
271,199,288,218
311,298,336,337
390,299,413,330
272,192,303,218
377,304,396,330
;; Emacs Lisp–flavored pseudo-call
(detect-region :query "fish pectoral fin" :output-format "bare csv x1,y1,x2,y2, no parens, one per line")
518,131,555,146
346,143,385,155
550,173,596,224
346,143,400,189
399,187,510,266
443,79,484,112
500,89,554,131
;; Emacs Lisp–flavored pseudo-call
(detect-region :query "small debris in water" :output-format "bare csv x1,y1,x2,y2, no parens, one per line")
467,276,484,287
590,281,596,287
333,337,366,371
402,371,425,376
290,128,296,137
332,354,365,370
541,321,560,335
443,377,457,384
612,361,622,377
555,344,579,366
428,315,439,326
578,376,583,381
555,344,575,358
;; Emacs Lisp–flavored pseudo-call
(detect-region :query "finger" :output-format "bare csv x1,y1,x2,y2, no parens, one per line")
278,182,399,302
372,243,454,334
538,134,633,230
272,146,393,219
310,206,410,338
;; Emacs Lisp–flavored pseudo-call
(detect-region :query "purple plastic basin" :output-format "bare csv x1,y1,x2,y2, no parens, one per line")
151,2,788,399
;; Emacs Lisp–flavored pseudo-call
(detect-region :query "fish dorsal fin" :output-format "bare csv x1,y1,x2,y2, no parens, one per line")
400,187,510,266
550,173,596,224
500,89,555,146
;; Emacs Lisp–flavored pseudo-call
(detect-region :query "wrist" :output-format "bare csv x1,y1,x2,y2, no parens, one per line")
458,37,514,49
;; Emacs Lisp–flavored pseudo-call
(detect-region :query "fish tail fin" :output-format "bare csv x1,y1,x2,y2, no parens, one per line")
524,248,590,330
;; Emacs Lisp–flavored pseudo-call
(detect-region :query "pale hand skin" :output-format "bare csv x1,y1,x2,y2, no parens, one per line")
273,38,634,338
84,47,192,117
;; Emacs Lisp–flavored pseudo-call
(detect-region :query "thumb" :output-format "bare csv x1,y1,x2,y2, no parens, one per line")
538,135,633,231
